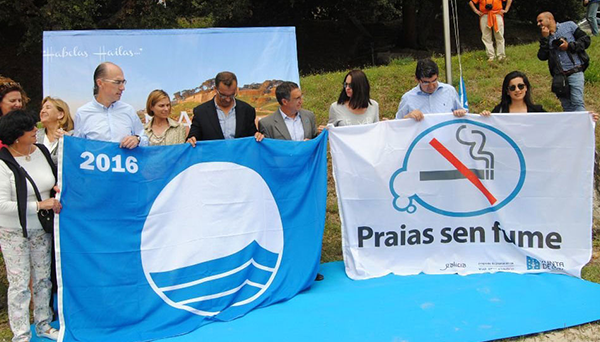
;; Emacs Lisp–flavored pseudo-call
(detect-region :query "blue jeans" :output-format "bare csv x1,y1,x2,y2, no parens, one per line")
587,2,600,36
559,71,586,112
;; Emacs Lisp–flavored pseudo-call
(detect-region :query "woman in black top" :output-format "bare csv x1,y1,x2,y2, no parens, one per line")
481,70,599,121
481,71,545,115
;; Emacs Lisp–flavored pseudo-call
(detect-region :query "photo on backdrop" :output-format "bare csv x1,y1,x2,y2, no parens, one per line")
43,27,301,122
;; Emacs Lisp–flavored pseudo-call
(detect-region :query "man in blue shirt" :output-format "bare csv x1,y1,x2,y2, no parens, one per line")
537,12,591,112
74,62,148,148
395,59,467,121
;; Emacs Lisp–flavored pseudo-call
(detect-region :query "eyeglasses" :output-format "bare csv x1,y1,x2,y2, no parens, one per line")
343,82,352,89
103,79,127,86
419,77,438,86
508,83,526,91
215,89,236,100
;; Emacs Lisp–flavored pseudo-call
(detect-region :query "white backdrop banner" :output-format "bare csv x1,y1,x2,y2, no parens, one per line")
43,27,300,117
329,113,595,280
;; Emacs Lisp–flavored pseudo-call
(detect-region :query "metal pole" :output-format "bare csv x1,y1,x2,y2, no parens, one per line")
442,0,452,84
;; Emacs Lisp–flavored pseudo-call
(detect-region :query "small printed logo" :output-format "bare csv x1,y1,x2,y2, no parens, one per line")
526,256,564,271
389,119,526,217
440,262,467,271
526,256,540,270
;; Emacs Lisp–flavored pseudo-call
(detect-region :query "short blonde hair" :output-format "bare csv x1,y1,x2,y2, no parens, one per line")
42,96,74,131
146,89,170,116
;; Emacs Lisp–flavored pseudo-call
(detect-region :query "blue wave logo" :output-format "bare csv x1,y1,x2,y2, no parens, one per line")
150,241,279,313
141,162,284,316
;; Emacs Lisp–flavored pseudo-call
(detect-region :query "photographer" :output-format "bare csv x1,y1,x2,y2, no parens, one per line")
537,12,591,112
469,0,512,62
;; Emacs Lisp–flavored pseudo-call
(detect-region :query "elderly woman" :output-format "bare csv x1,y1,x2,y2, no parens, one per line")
0,77,29,117
37,97,74,164
0,110,61,341
144,90,187,146
329,70,379,126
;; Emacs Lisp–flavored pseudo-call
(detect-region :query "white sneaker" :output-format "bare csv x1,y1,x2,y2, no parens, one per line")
38,327,59,340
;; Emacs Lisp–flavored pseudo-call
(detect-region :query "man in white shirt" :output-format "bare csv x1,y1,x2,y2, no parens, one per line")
258,81,318,141
74,62,148,148
257,81,323,281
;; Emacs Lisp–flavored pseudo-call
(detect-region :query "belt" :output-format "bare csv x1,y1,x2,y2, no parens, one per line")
563,66,584,76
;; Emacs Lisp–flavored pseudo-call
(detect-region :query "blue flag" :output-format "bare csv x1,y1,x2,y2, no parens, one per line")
459,75,469,112
56,133,328,341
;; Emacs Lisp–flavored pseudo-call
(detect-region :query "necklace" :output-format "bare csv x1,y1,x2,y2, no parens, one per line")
9,145,33,161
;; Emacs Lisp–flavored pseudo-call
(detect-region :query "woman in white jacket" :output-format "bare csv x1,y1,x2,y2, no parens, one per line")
0,110,61,341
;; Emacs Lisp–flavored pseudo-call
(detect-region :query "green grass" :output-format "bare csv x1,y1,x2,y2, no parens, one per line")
1,39,599,339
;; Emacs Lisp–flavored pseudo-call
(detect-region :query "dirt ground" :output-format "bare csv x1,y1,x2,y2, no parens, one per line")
511,323,600,342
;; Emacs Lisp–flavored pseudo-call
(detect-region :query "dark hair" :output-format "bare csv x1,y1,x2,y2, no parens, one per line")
93,62,112,96
215,71,237,88
275,82,299,105
337,70,372,109
146,89,170,116
0,76,30,113
415,59,439,80
499,71,534,110
0,110,37,145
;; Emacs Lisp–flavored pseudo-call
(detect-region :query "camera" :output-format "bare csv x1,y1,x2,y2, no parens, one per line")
485,3,493,10
552,37,567,49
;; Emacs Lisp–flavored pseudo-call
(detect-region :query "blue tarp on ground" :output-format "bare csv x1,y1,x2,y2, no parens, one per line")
171,261,600,342
34,261,600,341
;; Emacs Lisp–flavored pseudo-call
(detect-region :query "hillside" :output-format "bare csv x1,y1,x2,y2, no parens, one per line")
171,79,284,117
302,38,600,128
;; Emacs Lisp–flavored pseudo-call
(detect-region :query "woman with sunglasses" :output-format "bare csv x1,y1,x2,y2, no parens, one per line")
328,70,379,126
481,71,545,115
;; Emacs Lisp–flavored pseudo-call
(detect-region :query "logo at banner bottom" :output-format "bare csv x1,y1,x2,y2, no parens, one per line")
140,162,284,316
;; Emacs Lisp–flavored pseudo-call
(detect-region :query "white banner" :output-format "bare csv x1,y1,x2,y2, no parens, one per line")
330,113,595,280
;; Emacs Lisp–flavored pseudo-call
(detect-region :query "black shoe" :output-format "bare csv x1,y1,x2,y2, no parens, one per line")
315,273,324,281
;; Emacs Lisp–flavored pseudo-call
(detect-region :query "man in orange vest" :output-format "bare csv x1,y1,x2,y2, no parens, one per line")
469,0,512,62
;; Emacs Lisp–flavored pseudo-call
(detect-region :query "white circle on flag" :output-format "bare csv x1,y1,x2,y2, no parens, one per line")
141,162,284,316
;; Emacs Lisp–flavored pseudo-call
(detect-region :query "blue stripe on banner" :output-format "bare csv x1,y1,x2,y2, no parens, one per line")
159,261,274,302
150,241,278,288
183,284,263,313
